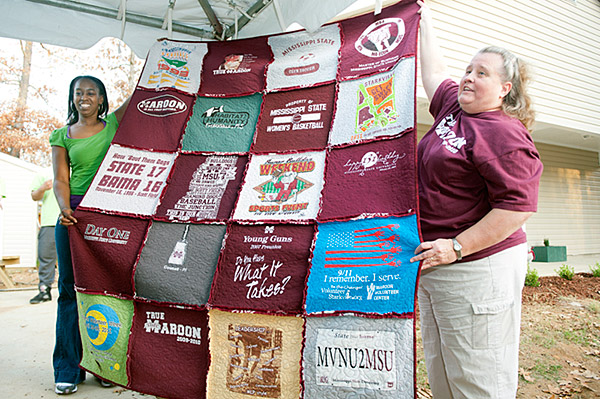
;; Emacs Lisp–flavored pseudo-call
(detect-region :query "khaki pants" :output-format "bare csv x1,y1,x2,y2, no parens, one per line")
418,243,527,399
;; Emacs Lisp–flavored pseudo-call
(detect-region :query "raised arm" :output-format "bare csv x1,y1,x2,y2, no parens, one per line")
418,1,449,101
113,95,132,124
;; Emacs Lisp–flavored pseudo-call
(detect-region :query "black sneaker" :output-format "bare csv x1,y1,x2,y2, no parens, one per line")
30,288,51,304
95,376,114,388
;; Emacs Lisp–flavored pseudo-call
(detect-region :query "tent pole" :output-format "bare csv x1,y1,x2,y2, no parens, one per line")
25,0,213,38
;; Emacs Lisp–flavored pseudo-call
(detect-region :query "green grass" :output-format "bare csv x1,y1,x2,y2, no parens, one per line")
562,328,590,346
531,360,562,380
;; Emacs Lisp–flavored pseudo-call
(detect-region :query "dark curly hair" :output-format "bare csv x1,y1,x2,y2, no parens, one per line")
67,75,109,125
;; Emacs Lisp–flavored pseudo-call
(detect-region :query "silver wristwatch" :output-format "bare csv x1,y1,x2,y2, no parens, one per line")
452,238,463,261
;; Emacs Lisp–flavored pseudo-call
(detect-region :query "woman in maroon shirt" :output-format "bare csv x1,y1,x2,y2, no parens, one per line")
410,2,543,398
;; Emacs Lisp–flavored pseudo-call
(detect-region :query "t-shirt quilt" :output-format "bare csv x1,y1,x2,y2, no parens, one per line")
71,1,422,398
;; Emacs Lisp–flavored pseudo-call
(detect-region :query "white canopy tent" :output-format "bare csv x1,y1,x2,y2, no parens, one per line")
0,0,386,58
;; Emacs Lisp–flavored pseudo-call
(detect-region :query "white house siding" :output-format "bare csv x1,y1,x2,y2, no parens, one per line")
0,152,42,268
423,0,600,135
527,143,600,255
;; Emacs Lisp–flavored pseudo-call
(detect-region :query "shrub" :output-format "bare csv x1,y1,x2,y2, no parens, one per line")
525,265,540,287
543,238,550,247
555,264,575,280
589,262,600,278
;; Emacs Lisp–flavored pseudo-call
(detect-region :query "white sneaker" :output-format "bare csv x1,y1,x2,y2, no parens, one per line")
55,382,78,395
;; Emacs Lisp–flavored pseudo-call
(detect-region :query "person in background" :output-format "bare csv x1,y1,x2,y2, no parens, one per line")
29,168,60,304
410,2,543,398
51,75,130,395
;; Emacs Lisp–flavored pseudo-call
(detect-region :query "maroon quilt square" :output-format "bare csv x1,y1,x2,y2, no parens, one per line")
70,210,149,296
338,0,419,80
155,154,248,222
199,36,271,97
112,89,195,151
318,133,416,221
252,84,335,153
209,223,315,313
128,302,209,398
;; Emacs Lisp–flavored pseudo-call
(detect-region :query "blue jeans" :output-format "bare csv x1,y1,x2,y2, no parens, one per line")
53,196,86,384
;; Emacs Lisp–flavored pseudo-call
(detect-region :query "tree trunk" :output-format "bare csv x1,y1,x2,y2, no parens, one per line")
15,41,33,131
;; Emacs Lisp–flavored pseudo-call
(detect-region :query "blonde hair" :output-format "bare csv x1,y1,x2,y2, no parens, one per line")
477,46,535,130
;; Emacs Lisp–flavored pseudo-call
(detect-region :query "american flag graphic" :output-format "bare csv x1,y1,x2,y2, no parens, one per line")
324,224,402,268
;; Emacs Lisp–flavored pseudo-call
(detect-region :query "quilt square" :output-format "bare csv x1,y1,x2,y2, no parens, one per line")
200,36,271,97
155,154,248,222
232,151,326,221
138,39,207,94
134,222,226,306
181,93,263,153
329,57,415,146
78,145,176,216
319,134,416,221
207,310,303,399
128,302,209,398
338,0,420,80
77,292,134,387
252,84,335,153
303,315,414,398
305,215,420,315
209,223,315,313
112,89,194,152
266,24,341,91
69,210,149,296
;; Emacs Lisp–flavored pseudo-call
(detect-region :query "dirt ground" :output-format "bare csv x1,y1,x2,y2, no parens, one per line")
3,269,599,398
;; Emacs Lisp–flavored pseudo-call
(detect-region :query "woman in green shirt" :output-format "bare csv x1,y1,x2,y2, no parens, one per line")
50,75,129,395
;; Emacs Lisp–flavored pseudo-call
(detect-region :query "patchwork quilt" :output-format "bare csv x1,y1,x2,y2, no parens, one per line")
71,1,422,398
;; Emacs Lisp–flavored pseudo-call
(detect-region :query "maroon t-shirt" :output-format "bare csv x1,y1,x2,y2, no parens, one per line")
417,79,543,262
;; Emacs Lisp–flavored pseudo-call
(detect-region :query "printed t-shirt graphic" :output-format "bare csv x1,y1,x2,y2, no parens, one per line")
139,40,206,94
253,84,335,152
338,0,419,80
182,93,262,152
209,223,315,313
266,24,341,91
200,37,271,97
128,303,209,398
303,315,414,398
112,89,194,152
78,145,175,216
329,57,415,146
77,292,134,387
232,151,326,221
67,3,422,398
155,154,247,222
305,215,420,315
319,134,416,221
207,310,303,399
134,222,226,306
69,210,149,296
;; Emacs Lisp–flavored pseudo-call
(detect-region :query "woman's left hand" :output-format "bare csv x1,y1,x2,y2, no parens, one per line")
410,238,457,269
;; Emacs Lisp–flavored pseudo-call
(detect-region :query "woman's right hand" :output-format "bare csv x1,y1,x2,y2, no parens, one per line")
59,208,78,226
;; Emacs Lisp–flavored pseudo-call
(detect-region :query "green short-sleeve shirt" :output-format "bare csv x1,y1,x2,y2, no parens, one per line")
49,113,119,195
30,169,60,226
